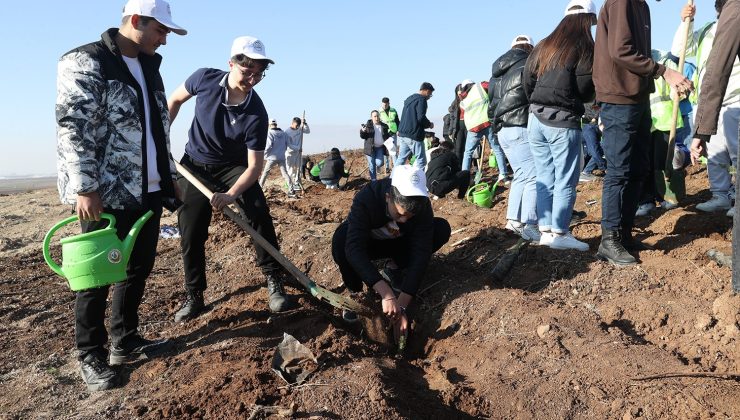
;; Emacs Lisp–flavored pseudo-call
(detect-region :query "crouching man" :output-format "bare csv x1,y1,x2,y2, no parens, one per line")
331,165,451,341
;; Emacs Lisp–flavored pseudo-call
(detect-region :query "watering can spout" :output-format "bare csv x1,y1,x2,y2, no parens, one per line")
121,210,154,261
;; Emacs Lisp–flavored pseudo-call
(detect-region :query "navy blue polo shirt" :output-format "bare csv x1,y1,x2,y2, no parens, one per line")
183,68,268,166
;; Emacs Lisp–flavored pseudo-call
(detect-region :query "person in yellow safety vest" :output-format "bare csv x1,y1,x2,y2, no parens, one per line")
459,79,489,173
459,79,509,182
675,0,740,215
379,97,399,174
636,50,691,217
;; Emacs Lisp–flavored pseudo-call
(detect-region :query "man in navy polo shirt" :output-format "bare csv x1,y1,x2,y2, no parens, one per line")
168,36,294,321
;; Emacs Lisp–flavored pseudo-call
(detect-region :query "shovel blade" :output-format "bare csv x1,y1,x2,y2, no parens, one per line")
655,169,686,205
309,284,373,315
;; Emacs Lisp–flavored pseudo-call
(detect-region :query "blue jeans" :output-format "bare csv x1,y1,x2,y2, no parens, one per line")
366,147,385,181
461,128,487,171
582,123,606,173
599,102,652,231
677,113,692,146
487,133,509,177
528,115,582,233
395,136,426,169
497,126,537,225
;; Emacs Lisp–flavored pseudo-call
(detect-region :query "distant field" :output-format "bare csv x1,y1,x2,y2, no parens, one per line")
0,177,56,195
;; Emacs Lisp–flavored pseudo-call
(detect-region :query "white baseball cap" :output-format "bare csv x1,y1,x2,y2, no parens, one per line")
122,0,187,35
230,36,275,64
391,165,428,197
564,0,597,16
511,35,533,48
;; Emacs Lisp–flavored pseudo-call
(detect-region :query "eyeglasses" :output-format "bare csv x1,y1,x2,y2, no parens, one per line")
235,64,267,81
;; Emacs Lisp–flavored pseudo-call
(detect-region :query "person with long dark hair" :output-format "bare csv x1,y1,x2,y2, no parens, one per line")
523,0,597,251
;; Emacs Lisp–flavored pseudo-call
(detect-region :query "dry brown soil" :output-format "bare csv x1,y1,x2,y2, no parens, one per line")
1,150,738,419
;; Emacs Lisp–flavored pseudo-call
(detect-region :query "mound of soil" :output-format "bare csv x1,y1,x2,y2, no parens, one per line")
1,150,738,419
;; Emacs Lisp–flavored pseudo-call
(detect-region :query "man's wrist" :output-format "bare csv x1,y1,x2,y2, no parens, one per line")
694,134,710,143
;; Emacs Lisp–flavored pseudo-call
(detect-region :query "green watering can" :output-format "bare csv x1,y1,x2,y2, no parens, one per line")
488,152,497,169
42,211,153,291
465,180,500,208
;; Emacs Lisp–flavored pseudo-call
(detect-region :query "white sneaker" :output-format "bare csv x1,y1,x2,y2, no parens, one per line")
696,194,732,212
522,224,541,242
727,207,734,218
539,231,555,246
505,220,524,236
497,174,511,186
548,232,589,251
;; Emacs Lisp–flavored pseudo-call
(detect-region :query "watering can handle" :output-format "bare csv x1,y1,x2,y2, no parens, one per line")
465,185,476,202
42,213,116,277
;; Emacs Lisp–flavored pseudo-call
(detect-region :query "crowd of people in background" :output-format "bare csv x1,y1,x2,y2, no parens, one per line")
54,0,739,392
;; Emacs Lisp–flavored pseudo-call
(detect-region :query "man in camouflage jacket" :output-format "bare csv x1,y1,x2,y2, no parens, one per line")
55,0,186,392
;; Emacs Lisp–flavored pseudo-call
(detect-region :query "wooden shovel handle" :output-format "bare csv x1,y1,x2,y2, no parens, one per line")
175,160,317,292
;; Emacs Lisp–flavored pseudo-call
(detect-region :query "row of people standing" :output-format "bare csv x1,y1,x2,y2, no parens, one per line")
259,117,310,197
361,88,435,179
487,0,693,267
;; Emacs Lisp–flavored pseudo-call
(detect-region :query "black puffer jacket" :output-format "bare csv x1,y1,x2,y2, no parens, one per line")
488,48,531,132
523,57,595,118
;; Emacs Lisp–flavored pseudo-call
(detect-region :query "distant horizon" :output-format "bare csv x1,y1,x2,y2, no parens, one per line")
6,115,445,178
1,0,713,177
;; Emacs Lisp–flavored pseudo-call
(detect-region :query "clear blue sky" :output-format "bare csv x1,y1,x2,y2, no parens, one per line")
0,0,714,177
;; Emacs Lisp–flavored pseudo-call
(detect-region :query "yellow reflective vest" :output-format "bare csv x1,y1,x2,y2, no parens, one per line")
379,108,398,134
460,83,490,131
650,56,684,132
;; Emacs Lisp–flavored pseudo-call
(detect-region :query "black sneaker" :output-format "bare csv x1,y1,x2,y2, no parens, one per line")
380,266,404,292
571,210,587,224
109,335,172,366
79,352,119,392
174,290,205,322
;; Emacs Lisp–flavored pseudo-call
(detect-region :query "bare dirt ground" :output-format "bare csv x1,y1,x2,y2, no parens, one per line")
1,150,738,419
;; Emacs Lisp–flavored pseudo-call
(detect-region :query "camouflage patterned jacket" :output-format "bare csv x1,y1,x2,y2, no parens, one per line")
56,28,177,210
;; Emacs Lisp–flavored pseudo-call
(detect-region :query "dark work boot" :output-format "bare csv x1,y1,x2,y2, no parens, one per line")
174,290,205,322
621,229,653,252
596,229,637,266
266,273,293,313
79,352,119,392
109,334,172,366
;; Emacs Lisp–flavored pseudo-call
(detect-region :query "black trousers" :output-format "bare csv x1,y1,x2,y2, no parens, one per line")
430,170,470,199
453,120,468,171
639,130,669,204
177,155,281,293
331,218,451,293
75,191,162,359
600,102,652,231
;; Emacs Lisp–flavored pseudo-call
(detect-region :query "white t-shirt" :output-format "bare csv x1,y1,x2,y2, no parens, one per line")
122,55,161,193
373,124,384,147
